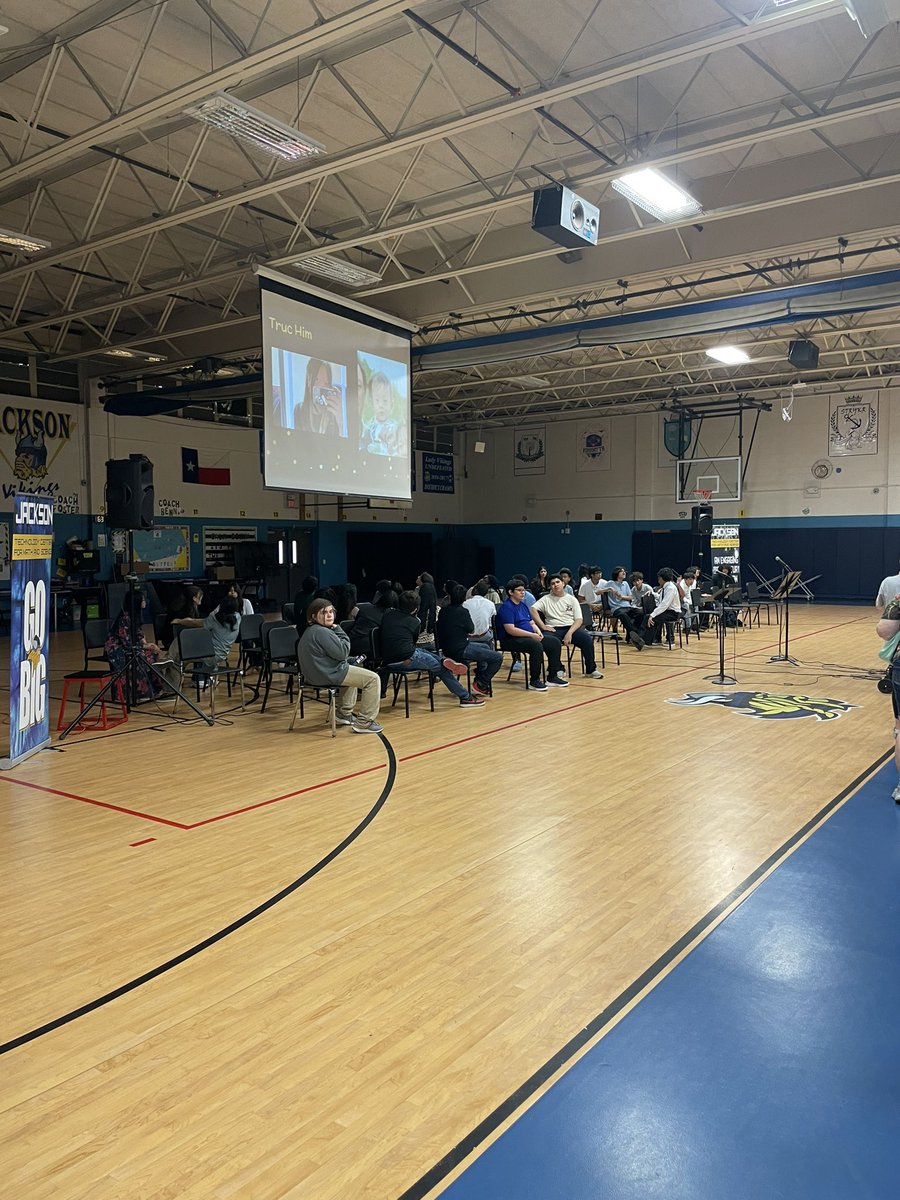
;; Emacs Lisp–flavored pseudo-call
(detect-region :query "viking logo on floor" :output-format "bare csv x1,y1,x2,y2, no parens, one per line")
667,691,858,721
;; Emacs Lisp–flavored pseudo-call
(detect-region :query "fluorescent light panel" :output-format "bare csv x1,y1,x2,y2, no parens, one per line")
184,93,325,162
0,227,51,252
297,254,383,288
103,348,167,363
706,345,750,365
611,167,702,221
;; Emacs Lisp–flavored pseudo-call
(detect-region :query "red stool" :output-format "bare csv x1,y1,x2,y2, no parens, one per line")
57,672,128,732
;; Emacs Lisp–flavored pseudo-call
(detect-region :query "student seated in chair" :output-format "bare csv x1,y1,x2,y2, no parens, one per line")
299,598,383,734
380,590,484,708
436,584,502,698
497,580,568,691
167,593,242,679
530,575,603,677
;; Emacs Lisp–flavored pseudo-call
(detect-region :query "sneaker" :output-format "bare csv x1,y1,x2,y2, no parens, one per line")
459,695,485,707
335,713,355,726
666,643,675,651
587,669,604,679
528,680,549,691
555,669,568,681
471,682,492,698
630,633,645,650
546,676,569,687
892,782,900,805
351,717,384,734
511,660,523,673
442,657,468,677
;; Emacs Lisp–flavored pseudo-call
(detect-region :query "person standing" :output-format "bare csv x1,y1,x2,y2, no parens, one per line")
416,571,438,636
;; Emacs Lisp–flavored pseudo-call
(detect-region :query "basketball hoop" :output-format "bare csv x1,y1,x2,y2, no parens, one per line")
692,488,712,503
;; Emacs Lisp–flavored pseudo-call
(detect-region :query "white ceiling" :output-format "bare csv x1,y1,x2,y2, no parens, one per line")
0,0,899,424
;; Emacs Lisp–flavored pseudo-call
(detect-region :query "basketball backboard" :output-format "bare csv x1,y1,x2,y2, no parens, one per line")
676,456,742,503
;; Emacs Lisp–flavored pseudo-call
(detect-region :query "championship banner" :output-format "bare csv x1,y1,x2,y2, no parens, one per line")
1,494,54,769
711,521,740,581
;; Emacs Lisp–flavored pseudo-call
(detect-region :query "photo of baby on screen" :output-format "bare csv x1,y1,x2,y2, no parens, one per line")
357,352,408,458
272,349,347,437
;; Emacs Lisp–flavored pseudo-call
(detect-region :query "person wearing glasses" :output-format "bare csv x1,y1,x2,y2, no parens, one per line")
299,598,383,734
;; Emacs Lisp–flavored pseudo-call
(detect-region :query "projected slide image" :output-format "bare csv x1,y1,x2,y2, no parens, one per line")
357,352,408,458
272,349,347,437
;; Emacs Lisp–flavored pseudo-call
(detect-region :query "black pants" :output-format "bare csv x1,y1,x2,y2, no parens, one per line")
505,633,563,678
612,606,644,638
549,625,596,672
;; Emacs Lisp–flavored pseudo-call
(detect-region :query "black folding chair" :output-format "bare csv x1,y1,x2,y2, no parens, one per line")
370,627,434,717
261,623,301,713
173,627,244,717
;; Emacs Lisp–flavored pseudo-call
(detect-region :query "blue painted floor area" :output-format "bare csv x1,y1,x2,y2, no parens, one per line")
443,764,900,1200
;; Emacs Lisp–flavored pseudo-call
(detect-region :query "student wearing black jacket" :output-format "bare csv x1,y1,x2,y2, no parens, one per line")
415,571,438,635
379,590,484,708
436,584,502,698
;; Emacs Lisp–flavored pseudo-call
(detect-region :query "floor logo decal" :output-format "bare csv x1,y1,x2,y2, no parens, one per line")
667,691,858,721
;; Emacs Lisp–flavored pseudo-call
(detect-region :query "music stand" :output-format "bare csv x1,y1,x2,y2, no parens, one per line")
704,585,741,686
769,569,803,666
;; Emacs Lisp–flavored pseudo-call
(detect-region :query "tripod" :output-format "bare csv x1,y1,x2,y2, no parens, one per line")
58,532,213,741
769,564,803,667
704,586,738,686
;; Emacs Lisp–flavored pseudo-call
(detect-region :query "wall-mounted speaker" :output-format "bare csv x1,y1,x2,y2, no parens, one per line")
532,185,599,249
106,455,154,530
788,339,819,370
691,504,713,536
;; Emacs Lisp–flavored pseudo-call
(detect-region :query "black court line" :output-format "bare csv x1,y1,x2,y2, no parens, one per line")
0,733,397,1056
398,748,893,1200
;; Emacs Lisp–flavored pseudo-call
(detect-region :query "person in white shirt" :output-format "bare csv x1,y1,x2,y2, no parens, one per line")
578,566,605,612
876,561,900,612
212,582,254,618
646,568,683,649
680,568,698,630
463,580,497,642
531,575,603,678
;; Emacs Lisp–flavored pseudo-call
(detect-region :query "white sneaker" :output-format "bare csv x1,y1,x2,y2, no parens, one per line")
587,670,604,679
892,781,900,804
335,714,355,726
511,661,523,673
351,717,384,734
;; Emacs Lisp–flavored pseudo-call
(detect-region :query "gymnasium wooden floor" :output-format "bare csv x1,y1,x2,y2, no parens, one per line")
0,604,888,1198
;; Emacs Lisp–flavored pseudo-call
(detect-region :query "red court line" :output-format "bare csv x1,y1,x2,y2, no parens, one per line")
184,762,388,827
398,613,870,766
130,837,156,847
3,778,190,828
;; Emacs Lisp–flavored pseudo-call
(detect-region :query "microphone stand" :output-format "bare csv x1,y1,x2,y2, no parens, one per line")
704,586,737,686
769,558,799,666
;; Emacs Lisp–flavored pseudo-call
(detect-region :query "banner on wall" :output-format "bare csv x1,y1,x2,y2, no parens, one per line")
0,402,82,512
1,494,53,769
711,521,740,582
828,393,878,456
575,419,610,471
513,426,546,475
421,452,454,493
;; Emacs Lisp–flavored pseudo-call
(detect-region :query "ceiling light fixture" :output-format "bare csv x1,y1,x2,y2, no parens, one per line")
295,255,383,288
184,93,326,162
611,167,702,222
514,375,551,389
0,228,51,253
706,346,751,365
102,348,167,363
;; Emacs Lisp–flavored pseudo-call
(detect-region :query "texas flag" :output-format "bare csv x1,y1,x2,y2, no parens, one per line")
181,447,231,486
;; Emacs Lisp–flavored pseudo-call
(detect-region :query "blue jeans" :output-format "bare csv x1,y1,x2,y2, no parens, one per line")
392,647,468,699
460,640,502,688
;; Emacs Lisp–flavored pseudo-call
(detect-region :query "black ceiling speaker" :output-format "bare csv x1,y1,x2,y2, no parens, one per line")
532,185,599,249
106,455,154,530
788,339,819,370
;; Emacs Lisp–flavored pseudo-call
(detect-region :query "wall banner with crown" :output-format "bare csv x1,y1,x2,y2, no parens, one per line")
575,418,610,471
513,425,546,475
0,399,84,513
828,393,878,457
2,494,54,769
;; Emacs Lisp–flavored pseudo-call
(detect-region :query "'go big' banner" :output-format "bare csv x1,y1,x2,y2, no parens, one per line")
2,494,54,769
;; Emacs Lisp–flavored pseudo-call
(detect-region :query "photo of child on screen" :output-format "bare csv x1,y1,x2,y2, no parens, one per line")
358,352,408,458
294,358,346,437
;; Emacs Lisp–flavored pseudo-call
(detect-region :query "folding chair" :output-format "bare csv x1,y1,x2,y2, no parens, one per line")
370,627,434,717
173,627,245,717
57,618,127,731
260,623,301,712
